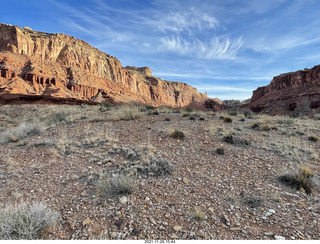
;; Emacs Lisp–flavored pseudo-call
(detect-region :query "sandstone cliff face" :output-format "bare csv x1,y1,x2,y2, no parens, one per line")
0,23,211,108
248,65,320,116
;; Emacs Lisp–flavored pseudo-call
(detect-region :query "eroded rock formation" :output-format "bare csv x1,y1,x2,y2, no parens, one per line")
247,65,320,116
0,23,214,108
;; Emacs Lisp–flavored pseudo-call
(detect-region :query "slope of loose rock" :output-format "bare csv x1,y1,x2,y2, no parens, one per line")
0,105,319,240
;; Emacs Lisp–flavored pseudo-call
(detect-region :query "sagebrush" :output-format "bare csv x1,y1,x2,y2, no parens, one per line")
0,202,58,240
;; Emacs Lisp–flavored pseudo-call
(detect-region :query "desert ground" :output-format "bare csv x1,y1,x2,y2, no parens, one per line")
0,103,319,240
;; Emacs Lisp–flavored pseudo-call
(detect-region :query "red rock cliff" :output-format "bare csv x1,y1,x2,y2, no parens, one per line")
247,65,320,116
0,23,211,107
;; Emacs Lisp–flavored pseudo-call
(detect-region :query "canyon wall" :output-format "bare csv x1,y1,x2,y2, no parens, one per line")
0,23,216,108
247,65,320,116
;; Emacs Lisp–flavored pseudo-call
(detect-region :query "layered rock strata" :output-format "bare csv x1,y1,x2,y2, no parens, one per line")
0,23,219,108
248,65,320,116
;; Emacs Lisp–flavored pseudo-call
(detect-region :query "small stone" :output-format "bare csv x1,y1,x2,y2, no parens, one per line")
265,209,276,217
106,162,113,167
274,235,286,240
173,225,182,232
145,197,150,201
165,213,170,218
199,230,206,238
159,226,166,231
111,232,117,238
265,232,274,236
230,227,241,231
119,196,128,204
170,234,179,239
149,216,157,225
82,217,91,225
183,177,190,184
80,190,88,196
182,232,188,239
190,231,195,237
208,207,214,213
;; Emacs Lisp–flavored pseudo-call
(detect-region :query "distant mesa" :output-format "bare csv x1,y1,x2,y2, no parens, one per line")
0,23,223,111
246,65,320,116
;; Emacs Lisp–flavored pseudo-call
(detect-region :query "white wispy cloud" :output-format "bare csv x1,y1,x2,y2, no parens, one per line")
160,35,243,60
49,0,132,44
156,10,219,34
251,35,320,53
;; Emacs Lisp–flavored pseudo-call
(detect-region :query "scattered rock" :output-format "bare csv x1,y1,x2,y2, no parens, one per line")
274,235,286,240
119,196,128,204
265,209,276,217
111,232,117,238
82,217,91,226
149,216,157,225
183,177,190,184
230,227,241,231
173,225,182,232
170,233,179,239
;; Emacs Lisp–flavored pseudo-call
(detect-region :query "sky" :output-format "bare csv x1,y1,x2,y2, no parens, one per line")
1,0,320,100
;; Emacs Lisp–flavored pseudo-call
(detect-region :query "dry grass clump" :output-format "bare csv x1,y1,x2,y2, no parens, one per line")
45,112,68,126
250,122,275,131
263,135,318,163
276,117,295,126
97,174,135,199
278,165,315,194
223,133,250,146
182,112,189,117
0,123,44,144
109,105,143,121
147,158,174,177
0,202,58,240
169,129,185,140
223,117,233,123
216,147,225,155
308,136,318,142
193,206,206,221
241,195,264,208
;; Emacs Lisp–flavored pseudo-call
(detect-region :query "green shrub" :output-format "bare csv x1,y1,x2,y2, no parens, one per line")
0,202,58,240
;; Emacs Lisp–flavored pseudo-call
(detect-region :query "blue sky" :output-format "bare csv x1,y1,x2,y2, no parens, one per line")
1,0,320,100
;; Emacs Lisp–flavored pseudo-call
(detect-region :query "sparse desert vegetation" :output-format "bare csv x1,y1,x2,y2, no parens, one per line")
0,104,319,240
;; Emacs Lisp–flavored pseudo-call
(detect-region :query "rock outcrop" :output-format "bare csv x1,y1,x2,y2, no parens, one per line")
0,23,213,108
247,65,320,116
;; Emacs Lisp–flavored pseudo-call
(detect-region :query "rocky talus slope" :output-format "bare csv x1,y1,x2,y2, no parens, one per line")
248,65,320,116
0,23,222,109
